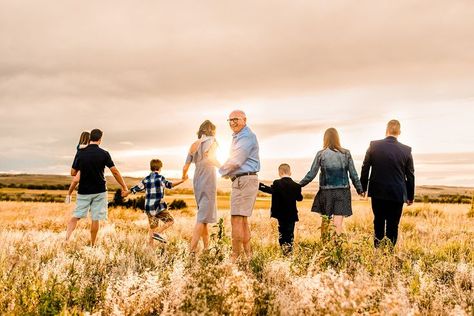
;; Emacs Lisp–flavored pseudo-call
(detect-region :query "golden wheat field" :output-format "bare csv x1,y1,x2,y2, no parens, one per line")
0,198,473,315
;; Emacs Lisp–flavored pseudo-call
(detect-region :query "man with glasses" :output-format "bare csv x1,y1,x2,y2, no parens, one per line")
219,110,260,261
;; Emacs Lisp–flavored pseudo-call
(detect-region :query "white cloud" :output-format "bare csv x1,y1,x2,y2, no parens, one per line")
1,1,474,185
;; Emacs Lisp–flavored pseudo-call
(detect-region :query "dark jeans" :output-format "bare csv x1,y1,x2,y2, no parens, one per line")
278,220,295,255
371,198,404,247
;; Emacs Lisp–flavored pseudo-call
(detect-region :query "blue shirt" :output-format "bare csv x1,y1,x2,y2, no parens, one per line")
130,172,173,214
219,126,260,176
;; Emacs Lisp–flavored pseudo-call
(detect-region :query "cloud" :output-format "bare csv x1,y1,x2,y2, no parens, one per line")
1,1,474,185
415,153,474,166
1,1,474,99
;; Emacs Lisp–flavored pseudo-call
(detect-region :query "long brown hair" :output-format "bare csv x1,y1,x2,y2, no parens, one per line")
78,131,90,146
323,128,344,152
197,120,216,138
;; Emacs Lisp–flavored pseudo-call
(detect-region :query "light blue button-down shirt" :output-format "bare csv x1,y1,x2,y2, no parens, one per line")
219,126,260,177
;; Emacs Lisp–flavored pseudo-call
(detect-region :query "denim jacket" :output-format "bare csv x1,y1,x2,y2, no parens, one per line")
300,148,363,193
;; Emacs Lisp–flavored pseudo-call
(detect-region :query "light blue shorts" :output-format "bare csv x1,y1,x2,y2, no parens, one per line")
74,192,108,221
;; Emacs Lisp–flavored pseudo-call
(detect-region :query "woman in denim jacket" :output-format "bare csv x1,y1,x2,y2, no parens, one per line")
299,128,364,237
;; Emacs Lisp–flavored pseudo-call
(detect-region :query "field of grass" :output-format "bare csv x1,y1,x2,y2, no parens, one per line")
0,197,473,315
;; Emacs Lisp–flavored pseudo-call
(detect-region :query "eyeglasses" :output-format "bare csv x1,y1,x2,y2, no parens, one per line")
227,118,241,123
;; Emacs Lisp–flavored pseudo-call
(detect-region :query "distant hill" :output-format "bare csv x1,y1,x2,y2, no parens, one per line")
415,185,474,197
0,173,143,190
1,173,473,196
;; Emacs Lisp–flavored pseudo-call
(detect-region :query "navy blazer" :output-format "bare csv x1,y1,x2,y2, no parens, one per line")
360,136,415,203
259,177,303,222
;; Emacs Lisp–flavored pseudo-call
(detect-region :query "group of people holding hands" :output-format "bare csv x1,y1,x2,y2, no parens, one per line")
65,110,415,260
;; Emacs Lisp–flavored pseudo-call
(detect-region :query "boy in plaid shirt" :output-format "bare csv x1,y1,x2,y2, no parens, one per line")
123,159,187,244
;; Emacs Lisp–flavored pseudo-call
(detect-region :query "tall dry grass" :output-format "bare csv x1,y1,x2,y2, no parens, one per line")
0,200,473,315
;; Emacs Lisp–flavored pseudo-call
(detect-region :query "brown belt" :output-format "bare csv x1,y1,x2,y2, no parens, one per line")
230,172,257,182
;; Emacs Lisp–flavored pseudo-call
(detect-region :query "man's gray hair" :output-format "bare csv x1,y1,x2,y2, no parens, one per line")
232,109,246,118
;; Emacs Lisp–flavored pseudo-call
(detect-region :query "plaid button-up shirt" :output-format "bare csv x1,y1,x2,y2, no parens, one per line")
130,172,173,214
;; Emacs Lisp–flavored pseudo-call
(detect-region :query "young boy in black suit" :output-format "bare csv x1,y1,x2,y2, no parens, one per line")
259,163,303,255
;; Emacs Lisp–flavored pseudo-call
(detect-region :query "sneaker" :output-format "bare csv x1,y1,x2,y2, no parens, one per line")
152,233,167,243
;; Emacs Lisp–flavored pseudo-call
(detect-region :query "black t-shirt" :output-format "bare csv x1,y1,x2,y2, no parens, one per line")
72,144,115,194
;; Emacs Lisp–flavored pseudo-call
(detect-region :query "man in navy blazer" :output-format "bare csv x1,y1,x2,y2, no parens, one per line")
360,120,415,248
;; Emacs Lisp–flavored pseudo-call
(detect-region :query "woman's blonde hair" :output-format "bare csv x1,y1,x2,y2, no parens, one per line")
197,120,216,138
323,128,344,152
78,131,90,146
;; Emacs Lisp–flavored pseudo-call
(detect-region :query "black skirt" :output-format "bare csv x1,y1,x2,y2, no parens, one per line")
311,188,353,217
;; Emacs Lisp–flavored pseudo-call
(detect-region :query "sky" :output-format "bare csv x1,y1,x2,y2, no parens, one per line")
0,1,473,186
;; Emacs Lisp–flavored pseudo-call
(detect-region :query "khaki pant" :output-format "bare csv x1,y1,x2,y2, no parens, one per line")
230,175,258,216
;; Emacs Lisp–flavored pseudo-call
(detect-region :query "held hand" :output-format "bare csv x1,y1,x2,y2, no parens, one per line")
121,190,130,198
182,174,189,181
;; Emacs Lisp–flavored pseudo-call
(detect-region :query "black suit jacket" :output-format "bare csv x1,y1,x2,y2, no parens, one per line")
360,136,415,203
259,177,303,222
